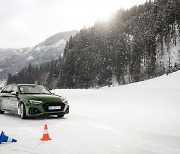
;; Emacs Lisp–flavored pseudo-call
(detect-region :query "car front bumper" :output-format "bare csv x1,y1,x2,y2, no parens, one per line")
25,102,69,117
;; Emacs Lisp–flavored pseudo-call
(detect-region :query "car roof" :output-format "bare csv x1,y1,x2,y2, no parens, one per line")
18,84,38,86
6,84,38,86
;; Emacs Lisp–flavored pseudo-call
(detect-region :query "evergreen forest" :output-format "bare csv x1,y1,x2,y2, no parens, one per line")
7,0,180,89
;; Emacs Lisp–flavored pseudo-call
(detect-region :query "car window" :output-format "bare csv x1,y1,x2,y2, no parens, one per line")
0,86,6,93
19,85,51,94
20,86,31,94
2,85,13,93
12,86,18,93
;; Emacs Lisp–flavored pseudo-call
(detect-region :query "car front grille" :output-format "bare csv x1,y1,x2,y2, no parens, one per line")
42,102,65,112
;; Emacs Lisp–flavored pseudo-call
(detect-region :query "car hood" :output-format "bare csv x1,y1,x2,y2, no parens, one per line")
19,94,61,102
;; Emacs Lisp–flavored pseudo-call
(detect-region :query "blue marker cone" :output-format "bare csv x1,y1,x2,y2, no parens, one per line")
0,131,17,144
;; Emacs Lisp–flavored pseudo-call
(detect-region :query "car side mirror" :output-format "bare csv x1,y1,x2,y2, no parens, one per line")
11,91,18,96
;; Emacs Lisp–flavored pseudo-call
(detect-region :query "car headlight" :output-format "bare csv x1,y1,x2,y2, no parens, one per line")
29,100,43,104
60,97,68,105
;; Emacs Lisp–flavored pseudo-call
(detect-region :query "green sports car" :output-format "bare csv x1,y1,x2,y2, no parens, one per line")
0,84,69,119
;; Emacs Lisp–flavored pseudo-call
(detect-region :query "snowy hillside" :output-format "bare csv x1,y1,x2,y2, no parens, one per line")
0,48,24,62
0,71,180,154
0,30,77,81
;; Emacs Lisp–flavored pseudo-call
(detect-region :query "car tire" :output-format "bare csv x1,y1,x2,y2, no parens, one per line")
19,103,27,119
57,114,64,118
0,104,4,114
0,109,4,114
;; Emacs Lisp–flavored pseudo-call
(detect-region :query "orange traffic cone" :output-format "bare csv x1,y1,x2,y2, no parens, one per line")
41,124,52,141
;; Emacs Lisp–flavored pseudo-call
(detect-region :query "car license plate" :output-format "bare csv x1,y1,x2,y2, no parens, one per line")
48,106,61,110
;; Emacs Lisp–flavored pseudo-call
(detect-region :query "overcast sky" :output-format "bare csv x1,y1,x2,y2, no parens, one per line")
0,0,147,48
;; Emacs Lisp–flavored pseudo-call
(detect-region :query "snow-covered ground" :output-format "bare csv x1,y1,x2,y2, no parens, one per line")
0,71,180,154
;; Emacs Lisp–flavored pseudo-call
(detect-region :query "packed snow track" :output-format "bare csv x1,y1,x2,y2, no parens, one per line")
0,71,180,154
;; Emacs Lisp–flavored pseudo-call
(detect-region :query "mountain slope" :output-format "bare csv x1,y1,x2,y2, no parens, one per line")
0,48,23,62
57,0,180,88
6,0,180,89
0,30,77,81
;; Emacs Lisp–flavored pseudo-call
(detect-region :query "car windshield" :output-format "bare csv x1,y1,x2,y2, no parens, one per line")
19,85,51,94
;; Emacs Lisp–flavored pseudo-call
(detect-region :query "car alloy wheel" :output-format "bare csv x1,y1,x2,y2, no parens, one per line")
19,103,26,119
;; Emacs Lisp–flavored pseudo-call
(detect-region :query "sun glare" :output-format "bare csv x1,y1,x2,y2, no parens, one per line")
0,0,147,48
62,0,123,29
63,0,147,29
